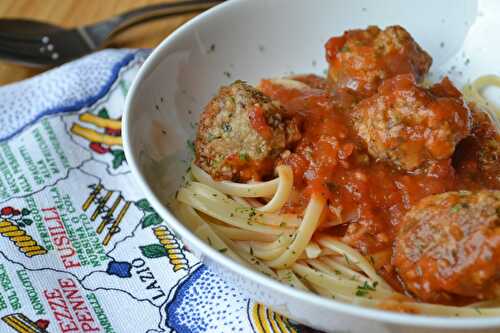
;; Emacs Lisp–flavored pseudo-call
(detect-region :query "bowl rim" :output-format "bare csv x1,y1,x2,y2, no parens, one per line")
123,0,500,329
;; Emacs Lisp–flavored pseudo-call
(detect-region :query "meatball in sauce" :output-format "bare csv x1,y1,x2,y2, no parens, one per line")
326,25,432,97
393,190,500,304
194,81,300,181
354,74,471,172
193,25,500,306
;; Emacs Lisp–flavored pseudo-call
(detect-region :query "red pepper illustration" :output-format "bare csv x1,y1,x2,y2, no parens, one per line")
89,142,110,154
36,319,50,329
1,206,14,215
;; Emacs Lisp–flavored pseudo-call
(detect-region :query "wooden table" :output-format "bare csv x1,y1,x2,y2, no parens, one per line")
0,0,202,86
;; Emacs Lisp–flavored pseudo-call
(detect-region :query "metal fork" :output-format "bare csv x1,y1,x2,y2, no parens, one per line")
0,0,222,67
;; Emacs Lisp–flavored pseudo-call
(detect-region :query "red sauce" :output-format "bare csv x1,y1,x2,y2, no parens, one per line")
249,105,273,140
259,77,497,291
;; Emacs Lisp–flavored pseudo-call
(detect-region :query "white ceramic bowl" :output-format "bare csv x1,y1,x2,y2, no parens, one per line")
123,1,500,332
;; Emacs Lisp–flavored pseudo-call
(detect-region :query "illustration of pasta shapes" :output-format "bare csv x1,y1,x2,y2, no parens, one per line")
0,207,46,257
70,108,126,169
2,313,50,333
250,303,300,333
139,226,189,272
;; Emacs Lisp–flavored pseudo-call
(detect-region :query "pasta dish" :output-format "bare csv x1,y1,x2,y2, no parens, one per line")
172,25,500,316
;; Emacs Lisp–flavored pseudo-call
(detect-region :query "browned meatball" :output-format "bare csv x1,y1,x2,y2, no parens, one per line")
194,81,300,181
472,109,500,187
393,190,500,304
353,74,471,172
325,25,432,97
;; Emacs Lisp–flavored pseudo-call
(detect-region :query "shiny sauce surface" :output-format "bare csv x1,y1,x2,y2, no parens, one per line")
259,75,497,290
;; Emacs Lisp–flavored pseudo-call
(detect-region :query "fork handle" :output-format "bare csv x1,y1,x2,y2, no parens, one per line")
115,0,223,31
82,0,223,49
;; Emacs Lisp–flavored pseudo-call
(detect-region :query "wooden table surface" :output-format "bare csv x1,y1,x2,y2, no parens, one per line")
0,0,203,86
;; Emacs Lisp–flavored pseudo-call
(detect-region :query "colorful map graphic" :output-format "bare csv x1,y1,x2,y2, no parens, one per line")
0,50,337,333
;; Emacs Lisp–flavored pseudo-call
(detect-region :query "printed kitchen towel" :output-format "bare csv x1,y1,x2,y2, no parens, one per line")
0,49,319,333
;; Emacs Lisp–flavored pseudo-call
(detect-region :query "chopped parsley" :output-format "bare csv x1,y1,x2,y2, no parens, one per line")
250,247,254,256
222,122,232,133
186,139,195,153
207,237,213,246
341,45,351,52
355,281,377,297
355,289,368,297
224,71,232,78
218,248,228,253
239,152,249,161
451,202,469,213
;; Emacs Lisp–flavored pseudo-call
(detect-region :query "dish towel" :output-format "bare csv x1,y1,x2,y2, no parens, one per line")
0,49,320,333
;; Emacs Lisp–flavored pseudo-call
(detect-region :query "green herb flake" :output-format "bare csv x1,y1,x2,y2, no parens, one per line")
222,122,232,133
186,139,195,153
239,152,249,161
450,204,469,213
218,248,228,253
341,45,351,52
355,289,368,297
355,281,377,297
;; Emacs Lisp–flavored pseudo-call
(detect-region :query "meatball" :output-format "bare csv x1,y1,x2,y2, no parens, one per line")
472,109,500,187
325,25,432,97
353,74,471,171
393,190,500,304
194,81,300,181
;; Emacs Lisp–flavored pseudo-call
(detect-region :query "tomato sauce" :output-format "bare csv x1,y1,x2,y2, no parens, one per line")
259,76,497,290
